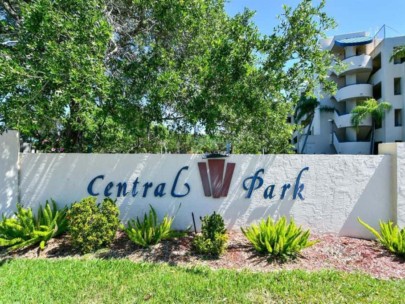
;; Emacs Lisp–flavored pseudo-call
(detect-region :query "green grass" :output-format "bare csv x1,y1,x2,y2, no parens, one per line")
0,259,403,303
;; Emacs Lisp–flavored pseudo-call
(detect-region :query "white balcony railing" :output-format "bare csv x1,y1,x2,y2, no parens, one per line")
334,84,373,102
333,111,372,129
336,54,372,76
332,133,370,154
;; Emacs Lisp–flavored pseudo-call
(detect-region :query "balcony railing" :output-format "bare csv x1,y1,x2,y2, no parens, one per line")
336,54,372,76
334,83,373,102
333,110,372,129
332,133,370,154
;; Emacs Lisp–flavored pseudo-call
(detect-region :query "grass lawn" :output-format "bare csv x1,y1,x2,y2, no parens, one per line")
0,259,403,303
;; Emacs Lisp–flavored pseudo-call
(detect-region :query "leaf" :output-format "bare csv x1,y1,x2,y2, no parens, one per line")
241,216,316,260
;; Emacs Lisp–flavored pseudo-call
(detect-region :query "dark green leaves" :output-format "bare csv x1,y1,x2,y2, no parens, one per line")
1,0,337,154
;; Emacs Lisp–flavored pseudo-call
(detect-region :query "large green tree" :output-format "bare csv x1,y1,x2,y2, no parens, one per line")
1,0,337,153
0,0,113,152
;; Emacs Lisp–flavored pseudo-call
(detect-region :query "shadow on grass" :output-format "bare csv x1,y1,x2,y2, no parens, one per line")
245,249,300,266
0,256,13,268
92,231,195,267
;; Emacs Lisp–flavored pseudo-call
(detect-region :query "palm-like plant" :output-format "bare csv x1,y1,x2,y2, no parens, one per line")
294,95,320,153
390,45,405,63
351,98,391,154
125,205,174,247
0,200,67,252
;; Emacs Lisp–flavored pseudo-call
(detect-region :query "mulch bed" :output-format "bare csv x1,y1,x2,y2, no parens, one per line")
4,231,405,280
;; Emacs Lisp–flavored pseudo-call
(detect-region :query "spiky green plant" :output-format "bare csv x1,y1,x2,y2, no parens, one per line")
0,200,67,251
358,218,405,257
241,216,317,261
125,205,174,248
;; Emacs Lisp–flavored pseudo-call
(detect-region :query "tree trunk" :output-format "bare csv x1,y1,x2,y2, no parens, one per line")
370,120,375,154
300,117,314,154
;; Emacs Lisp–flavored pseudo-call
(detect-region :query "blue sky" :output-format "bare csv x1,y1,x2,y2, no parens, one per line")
225,0,405,38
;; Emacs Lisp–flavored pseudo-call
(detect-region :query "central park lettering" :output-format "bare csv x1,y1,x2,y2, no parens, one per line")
87,166,191,198
86,166,309,200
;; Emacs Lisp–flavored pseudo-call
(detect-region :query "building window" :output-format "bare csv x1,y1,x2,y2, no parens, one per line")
395,109,402,127
372,53,381,74
373,82,382,100
394,78,402,95
393,47,405,64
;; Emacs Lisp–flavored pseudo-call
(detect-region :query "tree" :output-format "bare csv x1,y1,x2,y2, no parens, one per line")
1,0,337,153
351,98,392,154
0,0,113,152
294,95,320,154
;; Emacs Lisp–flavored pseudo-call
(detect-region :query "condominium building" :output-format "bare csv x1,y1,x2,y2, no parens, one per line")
295,29,405,154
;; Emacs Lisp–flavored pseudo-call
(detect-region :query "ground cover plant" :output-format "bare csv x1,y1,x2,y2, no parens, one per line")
193,212,228,256
67,197,120,253
0,200,67,251
125,205,174,247
358,218,405,257
241,216,316,261
0,259,403,303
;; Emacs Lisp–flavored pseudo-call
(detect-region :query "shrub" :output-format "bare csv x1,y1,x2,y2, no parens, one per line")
358,218,405,257
67,197,120,253
193,212,228,256
241,216,316,261
0,200,67,251
125,205,174,247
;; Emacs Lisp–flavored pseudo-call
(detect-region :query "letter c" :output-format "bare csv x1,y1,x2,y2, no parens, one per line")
87,175,104,196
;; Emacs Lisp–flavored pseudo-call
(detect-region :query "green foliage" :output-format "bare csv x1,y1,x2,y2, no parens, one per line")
193,212,228,256
390,45,405,62
241,216,316,261
351,98,391,154
1,260,405,304
358,218,405,257
125,205,174,248
0,200,67,251
294,95,320,127
351,99,392,128
67,197,120,253
1,0,337,154
0,0,112,152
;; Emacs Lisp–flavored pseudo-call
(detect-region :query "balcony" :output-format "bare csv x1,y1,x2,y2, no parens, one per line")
336,55,372,76
333,111,372,129
332,133,370,154
334,84,373,102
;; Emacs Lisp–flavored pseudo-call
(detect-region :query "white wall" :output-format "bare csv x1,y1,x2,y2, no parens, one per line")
379,143,405,228
0,131,19,216
0,131,399,239
19,153,392,239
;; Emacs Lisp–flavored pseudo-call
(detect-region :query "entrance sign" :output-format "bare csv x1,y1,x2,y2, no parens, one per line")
2,131,404,239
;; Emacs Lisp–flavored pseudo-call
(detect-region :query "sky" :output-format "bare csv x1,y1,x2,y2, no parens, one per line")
225,0,405,38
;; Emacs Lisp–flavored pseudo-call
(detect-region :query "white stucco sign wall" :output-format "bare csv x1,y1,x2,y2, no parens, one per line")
0,131,19,215
0,132,401,239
